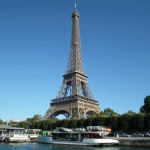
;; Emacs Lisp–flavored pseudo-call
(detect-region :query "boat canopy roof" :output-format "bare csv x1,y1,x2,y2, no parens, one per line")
0,125,24,130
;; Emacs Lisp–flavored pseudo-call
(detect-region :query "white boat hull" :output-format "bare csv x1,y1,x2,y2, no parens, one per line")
4,135,31,143
38,136,119,146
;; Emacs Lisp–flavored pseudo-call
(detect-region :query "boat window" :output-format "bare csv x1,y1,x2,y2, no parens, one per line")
51,133,78,141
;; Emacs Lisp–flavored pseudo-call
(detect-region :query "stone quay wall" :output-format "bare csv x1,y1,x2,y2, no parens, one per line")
105,137,150,147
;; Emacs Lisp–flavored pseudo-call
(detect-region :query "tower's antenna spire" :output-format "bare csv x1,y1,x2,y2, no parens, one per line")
75,3,76,11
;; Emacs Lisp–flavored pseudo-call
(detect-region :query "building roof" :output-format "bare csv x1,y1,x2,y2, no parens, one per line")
0,124,24,130
10,119,20,123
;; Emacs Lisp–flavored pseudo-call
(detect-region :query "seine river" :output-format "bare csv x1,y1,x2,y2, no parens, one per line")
0,143,150,150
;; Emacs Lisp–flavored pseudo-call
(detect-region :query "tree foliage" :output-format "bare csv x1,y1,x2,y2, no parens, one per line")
68,118,78,128
86,112,99,118
99,111,109,116
94,115,107,126
103,108,117,116
33,121,42,129
140,105,146,113
26,114,42,124
22,113,149,131
144,96,150,113
106,115,119,131
0,119,3,124
87,116,95,126
18,121,29,129
120,113,132,130
132,113,145,130
77,118,86,128
127,110,136,115
32,114,42,121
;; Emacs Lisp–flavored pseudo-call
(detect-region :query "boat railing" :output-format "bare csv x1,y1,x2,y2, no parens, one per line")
2,134,39,137
28,134,39,136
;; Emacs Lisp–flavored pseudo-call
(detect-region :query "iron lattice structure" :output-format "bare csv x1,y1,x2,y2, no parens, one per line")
42,6,101,120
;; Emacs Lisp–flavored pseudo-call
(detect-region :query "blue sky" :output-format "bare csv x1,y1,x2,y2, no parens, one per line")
0,0,150,122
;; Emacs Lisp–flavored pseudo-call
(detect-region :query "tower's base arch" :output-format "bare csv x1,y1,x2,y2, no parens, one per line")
42,96,101,120
49,110,70,119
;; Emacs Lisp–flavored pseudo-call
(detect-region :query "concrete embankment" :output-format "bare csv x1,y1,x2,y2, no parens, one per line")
105,137,150,147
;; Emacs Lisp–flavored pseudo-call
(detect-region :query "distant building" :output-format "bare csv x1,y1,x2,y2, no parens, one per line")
0,124,24,136
10,119,20,127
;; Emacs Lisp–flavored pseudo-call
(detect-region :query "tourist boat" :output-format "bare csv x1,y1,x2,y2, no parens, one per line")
38,126,119,146
0,124,38,143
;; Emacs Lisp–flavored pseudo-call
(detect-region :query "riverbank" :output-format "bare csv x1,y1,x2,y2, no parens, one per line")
105,137,150,147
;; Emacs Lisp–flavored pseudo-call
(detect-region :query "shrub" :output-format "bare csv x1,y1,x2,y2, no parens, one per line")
94,116,107,126
77,118,87,128
87,117,95,126
59,119,70,128
120,113,132,130
68,118,78,128
18,121,29,129
106,115,119,131
132,113,145,130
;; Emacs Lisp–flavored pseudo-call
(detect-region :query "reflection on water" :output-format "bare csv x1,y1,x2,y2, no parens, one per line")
0,143,149,150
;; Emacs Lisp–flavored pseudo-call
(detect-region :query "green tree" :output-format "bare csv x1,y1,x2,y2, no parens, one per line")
18,121,29,129
41,119,53,130
33,121,41,129
59,119,70,128
32,114,42,122
0,119,3,124
26,114,42,124
94,116,107,126
26,118,33,123
120,113,132,130
86,112,98,118
144,96,150,113
140,105,146,113
132,113,145,130
87,116,95,126
52,120,61,129
3,122,8,125
99,111,109,116
68,118,78,128
127,110,136,115
106,115,119,131
104,108,117,116
51,118,59,121
77,118,86,128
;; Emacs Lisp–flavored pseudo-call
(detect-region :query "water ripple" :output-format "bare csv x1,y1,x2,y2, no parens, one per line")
0,143,149,150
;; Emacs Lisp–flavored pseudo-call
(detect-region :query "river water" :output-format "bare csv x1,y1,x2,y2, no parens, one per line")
0,143,149,150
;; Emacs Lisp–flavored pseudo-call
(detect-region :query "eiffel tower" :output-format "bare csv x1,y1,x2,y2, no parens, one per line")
42,4,101,119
